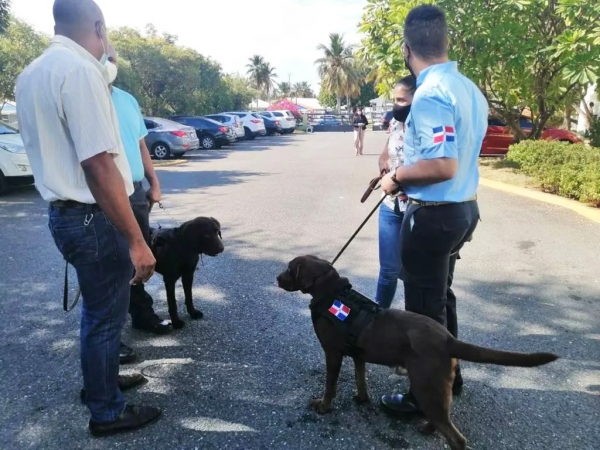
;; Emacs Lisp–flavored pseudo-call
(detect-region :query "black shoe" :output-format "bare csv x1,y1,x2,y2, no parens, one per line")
120,342,137,365
80,374,148,403
453,366,464,396
132,315,172,335
380,391,422,415
89,404,162,437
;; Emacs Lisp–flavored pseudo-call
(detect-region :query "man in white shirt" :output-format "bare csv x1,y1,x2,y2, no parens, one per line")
16,0,161,436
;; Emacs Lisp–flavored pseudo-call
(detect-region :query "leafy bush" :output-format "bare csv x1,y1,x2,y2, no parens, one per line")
585,114,600,148
507,140,600,206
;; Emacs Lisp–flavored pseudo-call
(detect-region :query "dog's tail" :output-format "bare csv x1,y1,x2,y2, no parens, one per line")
448,338,558,367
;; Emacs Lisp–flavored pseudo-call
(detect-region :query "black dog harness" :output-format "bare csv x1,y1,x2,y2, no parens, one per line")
310,285,383,358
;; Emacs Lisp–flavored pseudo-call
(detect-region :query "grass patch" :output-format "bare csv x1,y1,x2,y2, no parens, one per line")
478,157,540,189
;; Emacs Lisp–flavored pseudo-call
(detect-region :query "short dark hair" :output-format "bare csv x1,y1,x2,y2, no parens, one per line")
53,0,101,30
395,75,416,95
404,5,448,60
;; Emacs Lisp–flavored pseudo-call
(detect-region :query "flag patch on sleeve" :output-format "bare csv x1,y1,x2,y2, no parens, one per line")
432,126,455,144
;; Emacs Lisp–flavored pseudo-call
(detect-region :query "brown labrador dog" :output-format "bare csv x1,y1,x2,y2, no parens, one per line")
276,255,558,450
150,217,224,329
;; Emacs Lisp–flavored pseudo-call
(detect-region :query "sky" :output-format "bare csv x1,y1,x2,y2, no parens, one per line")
10,0,368,93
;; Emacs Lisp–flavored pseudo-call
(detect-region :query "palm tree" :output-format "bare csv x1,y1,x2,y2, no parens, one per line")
246,55,265,108
260,62,277,100
278,81,292,99
315,33,356,113
293,81,314,98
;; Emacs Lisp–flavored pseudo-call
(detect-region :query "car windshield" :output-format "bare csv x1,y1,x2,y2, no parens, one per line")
0,121,18,134
273,112,284,117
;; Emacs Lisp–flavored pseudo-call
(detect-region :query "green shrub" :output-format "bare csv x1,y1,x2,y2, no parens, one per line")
507,140,600,206
586,115,600,148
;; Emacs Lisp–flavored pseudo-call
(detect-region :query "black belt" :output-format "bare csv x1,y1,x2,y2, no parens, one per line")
409,195,477,207
50,200,100,212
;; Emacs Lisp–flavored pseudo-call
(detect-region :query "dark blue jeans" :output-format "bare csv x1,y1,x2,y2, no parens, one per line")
376,201,405,309
49,205,132,423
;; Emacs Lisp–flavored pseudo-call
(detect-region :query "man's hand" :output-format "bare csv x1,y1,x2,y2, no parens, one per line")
129,240,156,285
381,172,399,194
146,185,161,206
378,156,390,175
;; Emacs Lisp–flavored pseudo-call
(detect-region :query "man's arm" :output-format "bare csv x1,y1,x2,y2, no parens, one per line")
139,138,161,204
382,93,458,193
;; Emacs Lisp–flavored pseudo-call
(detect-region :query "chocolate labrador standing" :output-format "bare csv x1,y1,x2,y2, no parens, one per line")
276,255,558,450
150,217,224,329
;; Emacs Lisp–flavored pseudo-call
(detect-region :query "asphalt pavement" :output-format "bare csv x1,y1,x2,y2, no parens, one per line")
0,131,599,450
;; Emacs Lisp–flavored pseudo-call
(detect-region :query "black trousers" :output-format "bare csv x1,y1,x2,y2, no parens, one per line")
400,201,479,338
129,182,157,325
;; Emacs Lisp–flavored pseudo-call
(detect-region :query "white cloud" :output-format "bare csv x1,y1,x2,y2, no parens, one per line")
10,0,367,91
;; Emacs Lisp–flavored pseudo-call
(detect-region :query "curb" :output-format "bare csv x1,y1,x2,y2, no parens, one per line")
152,159,187,168
479,177,600,224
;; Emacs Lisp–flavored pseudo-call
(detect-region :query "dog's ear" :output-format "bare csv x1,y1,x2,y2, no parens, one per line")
210,217,221,229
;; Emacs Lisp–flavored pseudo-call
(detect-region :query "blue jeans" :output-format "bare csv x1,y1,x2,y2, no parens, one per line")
376,201,404,309
49,205,132,423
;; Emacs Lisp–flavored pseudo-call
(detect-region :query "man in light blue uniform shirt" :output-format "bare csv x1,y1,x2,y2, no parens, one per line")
381,5,488,415
107,45,172,338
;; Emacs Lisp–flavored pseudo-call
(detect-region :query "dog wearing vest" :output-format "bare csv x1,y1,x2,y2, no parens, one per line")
150,217,223,329
276,255,558,450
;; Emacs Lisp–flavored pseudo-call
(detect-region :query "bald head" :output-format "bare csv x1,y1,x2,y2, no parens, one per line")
53,0,108,61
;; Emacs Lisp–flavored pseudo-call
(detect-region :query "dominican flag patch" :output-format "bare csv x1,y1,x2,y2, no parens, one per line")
432,126,455,144
329,300,351,321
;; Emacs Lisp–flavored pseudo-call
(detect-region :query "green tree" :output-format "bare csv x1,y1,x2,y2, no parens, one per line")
0,17,49,103
315,33,357,113
246,54,265,92
0,0,10,34
318,88,337,109
359,0,600,140
260,62,277,99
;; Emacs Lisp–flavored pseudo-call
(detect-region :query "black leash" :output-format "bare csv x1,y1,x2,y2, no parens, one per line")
331,195,388,265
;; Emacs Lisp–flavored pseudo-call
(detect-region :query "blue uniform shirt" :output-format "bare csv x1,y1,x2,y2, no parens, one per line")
403,61,489,202
111,87,147,182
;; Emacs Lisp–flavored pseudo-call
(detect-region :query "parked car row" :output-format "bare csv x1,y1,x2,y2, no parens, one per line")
144,110,297,159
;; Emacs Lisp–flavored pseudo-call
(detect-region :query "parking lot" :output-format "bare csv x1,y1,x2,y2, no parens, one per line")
1,131,599,450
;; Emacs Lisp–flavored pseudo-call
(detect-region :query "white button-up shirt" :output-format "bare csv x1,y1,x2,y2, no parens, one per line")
16,35,133,203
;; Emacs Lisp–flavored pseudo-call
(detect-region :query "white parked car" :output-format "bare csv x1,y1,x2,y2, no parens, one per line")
224,111,266,140
258,110,295,134
206,113,245,140
0,120,33,195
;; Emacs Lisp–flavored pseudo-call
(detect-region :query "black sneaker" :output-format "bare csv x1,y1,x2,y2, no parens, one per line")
380,391,422,415
89,404,162,437
132,315,172,335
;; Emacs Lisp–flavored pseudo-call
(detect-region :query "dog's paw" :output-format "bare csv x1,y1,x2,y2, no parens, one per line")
353,392,370,404
310,398,331,414
417,420,436,435
188,309,204,320
172,319,185,329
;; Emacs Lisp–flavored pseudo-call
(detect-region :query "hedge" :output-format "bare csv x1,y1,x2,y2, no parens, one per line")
506,140,600,207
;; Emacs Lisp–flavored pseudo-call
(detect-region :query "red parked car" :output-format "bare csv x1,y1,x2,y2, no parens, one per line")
480,117,582,156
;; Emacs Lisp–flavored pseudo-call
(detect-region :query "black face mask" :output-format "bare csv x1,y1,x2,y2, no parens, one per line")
393,104,411,123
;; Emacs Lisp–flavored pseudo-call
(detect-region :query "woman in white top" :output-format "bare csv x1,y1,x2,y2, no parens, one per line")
376,75,416,308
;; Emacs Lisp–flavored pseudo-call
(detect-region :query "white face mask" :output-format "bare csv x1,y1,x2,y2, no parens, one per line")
105,60,118,84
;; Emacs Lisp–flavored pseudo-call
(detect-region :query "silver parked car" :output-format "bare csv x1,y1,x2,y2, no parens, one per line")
143,117,200,160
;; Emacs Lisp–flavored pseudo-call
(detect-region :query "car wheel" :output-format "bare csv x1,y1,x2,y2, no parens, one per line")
288,128,295,134
151,142,171,160
0,171,8,196
244,127,255,140
201,135,216,149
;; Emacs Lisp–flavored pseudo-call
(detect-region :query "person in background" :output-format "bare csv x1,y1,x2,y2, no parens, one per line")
352,106,369,155
16,0,161,436
380,5,488,414
106,45,172,338
375,75,416,309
